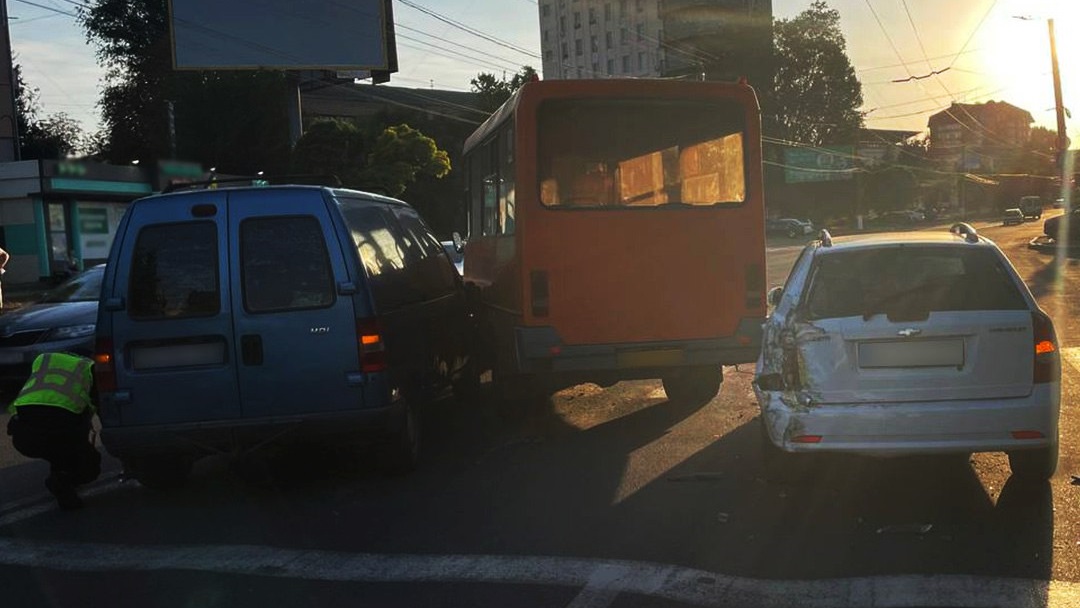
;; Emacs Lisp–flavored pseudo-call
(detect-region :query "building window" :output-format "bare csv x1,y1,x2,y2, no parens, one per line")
606,58,614,74
636,23,644,41
605,31,613,49
622,55,630,72
590,35,598,52
561,42,569,59
637,51,645,70
541,3,551,17
574,11,581,28
636,0,643,12
575,38,583,55
620,27,628,44
543,29,549,42
544,50,553,62
619,0,627,17
592,62,600,75
604,2,612,20
588,7,596,24
559,15,566,34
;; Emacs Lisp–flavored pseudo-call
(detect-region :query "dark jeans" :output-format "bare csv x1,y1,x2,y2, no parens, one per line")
7,406,101,485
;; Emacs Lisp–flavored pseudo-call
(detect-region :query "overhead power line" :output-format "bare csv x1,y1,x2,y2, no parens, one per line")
397,0,540,60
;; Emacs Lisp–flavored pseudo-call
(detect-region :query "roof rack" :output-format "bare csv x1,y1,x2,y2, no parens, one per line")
162,174,342,194
950,222,979,243
818,228,833,247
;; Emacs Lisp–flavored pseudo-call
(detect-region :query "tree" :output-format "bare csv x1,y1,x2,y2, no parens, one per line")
15,64,84,159
765,1,864,146
291,119,450,197
470,66,537,112
361,124,450,197
80,0,292,172
1000,126,1057,176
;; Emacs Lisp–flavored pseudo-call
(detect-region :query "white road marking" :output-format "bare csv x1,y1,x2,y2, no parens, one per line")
0,477,126,527
563,565,625,608
0,537,1075,607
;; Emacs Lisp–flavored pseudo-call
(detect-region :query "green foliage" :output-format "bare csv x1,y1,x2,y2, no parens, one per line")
15,64,84,159
470,66,537,112
292,120,450,198
999,126,1058,176
765,1,864,146
80,0,291,172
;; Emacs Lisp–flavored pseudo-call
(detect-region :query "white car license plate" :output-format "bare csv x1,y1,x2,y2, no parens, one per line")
858,339,964,368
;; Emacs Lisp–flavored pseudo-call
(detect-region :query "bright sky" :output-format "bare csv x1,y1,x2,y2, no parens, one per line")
7,0,1078,146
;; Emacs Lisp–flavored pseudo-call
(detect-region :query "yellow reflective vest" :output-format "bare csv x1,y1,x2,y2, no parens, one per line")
8,353,94,416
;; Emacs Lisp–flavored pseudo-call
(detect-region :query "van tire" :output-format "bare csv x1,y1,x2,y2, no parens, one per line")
381,402,420,476
127,455,193,490
662,366,722,405
1008,443,1058,481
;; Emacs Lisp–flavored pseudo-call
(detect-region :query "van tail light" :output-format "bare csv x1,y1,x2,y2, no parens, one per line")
356,317,388,373
530,270,549,318
1032,311,1059,384
93,337,117,393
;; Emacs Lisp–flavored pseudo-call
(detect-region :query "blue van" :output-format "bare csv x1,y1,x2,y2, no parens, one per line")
94,185,472,487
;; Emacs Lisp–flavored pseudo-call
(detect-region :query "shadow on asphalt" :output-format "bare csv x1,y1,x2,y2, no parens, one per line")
0,383,1055,596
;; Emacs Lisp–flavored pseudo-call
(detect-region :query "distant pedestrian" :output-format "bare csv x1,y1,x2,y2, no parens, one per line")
6,353,100,510
0,245,9,310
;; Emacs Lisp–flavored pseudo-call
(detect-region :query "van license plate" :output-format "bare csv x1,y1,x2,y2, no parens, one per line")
858,339,964,368
617,349,684,368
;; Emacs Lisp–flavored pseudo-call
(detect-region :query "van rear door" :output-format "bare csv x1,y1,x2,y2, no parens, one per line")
109,191,240,426
227,188,365,417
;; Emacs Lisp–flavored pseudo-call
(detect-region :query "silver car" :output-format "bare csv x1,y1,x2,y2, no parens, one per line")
754,225,1060,481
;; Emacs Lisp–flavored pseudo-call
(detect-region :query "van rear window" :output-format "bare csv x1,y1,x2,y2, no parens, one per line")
129,221,220,320
241,216,335,313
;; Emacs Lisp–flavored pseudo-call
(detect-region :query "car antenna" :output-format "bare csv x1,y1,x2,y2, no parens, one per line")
818,229,833,247
950,222,979,243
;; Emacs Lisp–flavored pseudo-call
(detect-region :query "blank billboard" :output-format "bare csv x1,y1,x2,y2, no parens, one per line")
169,0,396,71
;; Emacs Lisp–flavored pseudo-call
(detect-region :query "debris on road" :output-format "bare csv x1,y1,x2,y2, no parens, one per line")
667,472,724,482
876,523,933,535
716,512,730,524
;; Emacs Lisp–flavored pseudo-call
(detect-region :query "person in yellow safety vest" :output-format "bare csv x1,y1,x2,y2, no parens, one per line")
5,352,101,510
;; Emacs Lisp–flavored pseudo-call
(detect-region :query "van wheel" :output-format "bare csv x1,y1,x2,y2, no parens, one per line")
662,366,722,405
381,402,420,476
1008,443,1058,481
127,455,193,490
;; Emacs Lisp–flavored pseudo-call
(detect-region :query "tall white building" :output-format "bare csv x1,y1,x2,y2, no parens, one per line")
537,0,773,85
539,0,663,79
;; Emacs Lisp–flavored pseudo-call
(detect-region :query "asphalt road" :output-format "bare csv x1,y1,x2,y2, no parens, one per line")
2,215,1079,608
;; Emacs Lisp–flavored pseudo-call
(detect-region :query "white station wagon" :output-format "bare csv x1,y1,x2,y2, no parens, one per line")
754,224,1061,480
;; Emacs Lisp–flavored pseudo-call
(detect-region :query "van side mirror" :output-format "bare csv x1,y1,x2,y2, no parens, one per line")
767,286,784,308
452,231,465,253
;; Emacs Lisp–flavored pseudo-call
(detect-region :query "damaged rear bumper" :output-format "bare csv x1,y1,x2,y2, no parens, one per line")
755,384,1059,457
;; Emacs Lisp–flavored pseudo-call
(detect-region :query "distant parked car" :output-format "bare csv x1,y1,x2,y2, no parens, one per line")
442,240,464,275
1002,208,1025,226
1019,195,1043,219
756,224,1060,482
766,218,813,238
0,265,104,397
876,210,925,225
1053,198,1065,209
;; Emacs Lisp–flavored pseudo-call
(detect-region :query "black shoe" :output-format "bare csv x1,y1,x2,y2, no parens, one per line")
45,475,84,511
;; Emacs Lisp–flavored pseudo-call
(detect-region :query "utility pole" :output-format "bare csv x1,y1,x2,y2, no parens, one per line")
0,0,19,161
1048,19,1068,162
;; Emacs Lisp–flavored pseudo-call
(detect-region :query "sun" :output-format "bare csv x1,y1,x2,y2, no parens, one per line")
975,1,1079,134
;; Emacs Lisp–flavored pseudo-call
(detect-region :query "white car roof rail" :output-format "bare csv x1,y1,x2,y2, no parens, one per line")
950,222,979,243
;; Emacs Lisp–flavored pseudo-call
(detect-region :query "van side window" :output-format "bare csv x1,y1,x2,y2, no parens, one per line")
392,207,457,298
339,202,420,311
129,221,219,320
241,216,335,313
